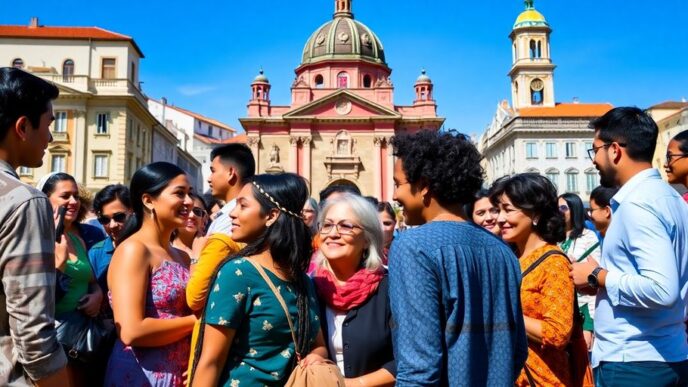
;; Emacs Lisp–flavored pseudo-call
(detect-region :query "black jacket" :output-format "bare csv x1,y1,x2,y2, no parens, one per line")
317,274,396,378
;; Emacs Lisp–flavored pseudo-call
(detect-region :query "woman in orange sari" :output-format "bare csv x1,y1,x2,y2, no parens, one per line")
491,173,574,387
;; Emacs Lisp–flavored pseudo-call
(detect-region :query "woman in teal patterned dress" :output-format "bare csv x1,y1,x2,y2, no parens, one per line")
191,173,328,387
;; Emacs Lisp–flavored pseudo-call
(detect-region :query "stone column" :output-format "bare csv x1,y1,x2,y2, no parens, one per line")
385,137,395,202
373,136,383,199
247,136,260,172
289,136,299,173
301,136,312,190
73,110,87,183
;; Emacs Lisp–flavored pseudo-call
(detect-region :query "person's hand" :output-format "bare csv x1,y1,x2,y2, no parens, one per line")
77,292,102,317
570,257,600,289
191,236,209,263
299,353,326,367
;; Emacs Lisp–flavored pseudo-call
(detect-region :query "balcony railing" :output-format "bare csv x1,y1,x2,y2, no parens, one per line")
36,74,146,106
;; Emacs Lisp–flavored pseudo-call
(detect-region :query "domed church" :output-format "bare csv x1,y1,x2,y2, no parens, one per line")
239,0,444,201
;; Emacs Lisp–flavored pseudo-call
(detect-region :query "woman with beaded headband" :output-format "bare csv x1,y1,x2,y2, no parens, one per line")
191,173,328,387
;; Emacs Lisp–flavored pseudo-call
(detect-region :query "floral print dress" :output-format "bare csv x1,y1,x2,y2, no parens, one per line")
202,257,320,387
104,260,191,387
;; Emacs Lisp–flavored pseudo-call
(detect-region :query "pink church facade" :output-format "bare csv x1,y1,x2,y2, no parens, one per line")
239,0,444,201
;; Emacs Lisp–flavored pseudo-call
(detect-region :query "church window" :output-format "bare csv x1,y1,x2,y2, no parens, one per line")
512,43,517,62
337,72,349,88
529,40,536,59
315,74,324,88
363,74,372,88
536,41,542,58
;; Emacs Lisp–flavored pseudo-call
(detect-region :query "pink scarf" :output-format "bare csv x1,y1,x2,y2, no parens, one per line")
313,266,384,311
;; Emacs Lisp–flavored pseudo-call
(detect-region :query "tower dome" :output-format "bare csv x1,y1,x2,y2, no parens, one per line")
253,68,269,83
513,0,549,29
415,69,432,84
301,0,386,66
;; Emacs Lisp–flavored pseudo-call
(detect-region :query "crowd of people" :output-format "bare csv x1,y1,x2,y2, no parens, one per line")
2,68,688,387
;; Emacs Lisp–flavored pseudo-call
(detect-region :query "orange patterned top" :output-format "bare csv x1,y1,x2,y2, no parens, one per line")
515,244,574,387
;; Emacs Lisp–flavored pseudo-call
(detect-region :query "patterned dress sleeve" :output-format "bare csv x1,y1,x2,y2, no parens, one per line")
204,259,252,329
389,231,442,386
539,255,574,350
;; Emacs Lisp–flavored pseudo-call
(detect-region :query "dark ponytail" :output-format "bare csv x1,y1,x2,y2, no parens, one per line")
118,162,187,244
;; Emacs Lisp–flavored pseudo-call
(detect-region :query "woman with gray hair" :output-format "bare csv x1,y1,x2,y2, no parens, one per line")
312,193,395,386
302,197,319,236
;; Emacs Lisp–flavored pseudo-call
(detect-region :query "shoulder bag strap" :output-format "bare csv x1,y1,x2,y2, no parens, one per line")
576,242,600,263
524,364,537,386
522,250,567,278
246,259,301,359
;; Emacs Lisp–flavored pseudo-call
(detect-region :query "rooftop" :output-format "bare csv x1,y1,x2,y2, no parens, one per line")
0,19,144,57
152,99,236,132
518,103,613,118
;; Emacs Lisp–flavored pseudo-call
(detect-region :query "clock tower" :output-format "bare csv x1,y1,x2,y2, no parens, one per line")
509,0,555,109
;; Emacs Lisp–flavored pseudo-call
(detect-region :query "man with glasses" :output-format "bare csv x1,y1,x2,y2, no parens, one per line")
571,107,688,385
587,186,618,239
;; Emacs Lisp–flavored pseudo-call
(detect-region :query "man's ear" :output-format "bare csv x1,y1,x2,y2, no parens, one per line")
604,206,612,219
14,116,29,141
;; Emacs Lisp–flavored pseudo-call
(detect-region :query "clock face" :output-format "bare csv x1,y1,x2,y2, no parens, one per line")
531,79,544,91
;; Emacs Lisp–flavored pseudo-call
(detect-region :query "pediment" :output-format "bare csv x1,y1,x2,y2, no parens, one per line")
283,90,400,119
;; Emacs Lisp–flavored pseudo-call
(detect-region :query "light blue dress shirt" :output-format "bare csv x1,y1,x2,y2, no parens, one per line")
593,168,688,367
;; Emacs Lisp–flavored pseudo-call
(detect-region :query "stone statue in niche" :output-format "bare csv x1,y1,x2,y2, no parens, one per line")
269,144,280,166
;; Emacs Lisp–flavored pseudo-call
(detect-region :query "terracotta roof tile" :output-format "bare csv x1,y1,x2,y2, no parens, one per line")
0,25,144,57
518,103,613,118
193,133,246,145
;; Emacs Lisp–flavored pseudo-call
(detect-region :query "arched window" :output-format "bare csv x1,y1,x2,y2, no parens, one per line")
314,74,324,88
512,43,517,62
11,58,23,69
62,59,74,82
337,72,349,89
529,40,536,59
546,168,560,191
530,78,544,105
536,41,542,58
363,74,372,88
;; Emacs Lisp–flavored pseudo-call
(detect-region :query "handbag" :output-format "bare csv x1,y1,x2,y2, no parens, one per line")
246,259,345,387
55,310,115,363
521,250,594,387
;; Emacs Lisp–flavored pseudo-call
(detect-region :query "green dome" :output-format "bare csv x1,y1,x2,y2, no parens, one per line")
416,69,432,83
302,15,386,65
253,69,269,83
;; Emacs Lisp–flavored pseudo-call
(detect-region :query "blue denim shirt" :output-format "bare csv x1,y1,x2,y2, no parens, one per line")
593,169,688,367
389,221,527,386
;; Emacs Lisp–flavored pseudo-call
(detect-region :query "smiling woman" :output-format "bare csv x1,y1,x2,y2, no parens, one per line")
104,162,196,387
664,130,688,201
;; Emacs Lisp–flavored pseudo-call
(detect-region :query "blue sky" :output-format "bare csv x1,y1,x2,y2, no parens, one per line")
3,0,687,136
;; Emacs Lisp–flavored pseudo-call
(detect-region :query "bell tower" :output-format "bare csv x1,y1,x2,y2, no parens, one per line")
509,0,555,109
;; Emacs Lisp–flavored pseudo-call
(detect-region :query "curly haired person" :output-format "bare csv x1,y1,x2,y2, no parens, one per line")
388,130,527,386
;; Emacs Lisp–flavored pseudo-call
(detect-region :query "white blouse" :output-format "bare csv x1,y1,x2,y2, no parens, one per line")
325,306,347,374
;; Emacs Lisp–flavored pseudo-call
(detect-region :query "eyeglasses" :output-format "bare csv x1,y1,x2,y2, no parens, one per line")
319,221,363,236
586,207,605,217
666,152,688,164
191,207,207,217
587,142,627,160
558,204,569,213
97,212,128,225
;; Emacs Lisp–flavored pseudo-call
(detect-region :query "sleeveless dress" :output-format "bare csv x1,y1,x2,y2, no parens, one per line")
104,260,191,387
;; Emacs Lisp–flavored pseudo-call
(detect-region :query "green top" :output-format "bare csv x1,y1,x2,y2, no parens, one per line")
204,258,320,387
55,232,94,316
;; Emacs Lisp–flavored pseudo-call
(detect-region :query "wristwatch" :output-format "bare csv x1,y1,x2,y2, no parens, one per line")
587,267,604,289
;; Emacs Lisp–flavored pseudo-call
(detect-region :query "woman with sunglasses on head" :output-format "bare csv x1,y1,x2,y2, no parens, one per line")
467,188,501,236
190,173,327,387
312,193,395,386
664,130,688,202
38,172,106,386
558,193,601,351
104,162,197,387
